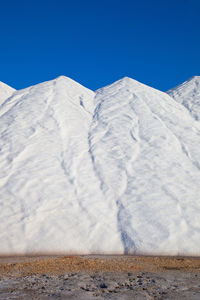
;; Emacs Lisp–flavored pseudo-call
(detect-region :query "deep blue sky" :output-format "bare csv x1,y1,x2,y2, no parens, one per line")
0,0,199,91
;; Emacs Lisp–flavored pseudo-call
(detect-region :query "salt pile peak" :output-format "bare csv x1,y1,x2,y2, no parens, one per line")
0,76,122,254
0,75,200,255
167,76,200,121
90,76,200,255
0,81,15,106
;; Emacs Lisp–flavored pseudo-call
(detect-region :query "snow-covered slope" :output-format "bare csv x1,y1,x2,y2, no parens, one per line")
0,76,200,255
167,76,200,121
0,81,15,106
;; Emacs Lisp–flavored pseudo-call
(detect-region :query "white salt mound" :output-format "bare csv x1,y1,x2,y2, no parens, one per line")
0,75,200,255
167,76,200,121
0,81,15,106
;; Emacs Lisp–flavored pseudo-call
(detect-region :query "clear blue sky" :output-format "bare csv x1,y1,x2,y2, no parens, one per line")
0,0,199,91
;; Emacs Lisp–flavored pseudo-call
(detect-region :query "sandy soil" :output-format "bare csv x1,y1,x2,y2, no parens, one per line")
0,255,200,299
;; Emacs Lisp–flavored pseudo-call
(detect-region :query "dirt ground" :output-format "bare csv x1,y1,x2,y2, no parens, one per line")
0,255,200,299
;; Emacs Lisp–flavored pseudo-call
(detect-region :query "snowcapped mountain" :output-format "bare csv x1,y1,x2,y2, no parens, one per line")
0,76,200,255
0,81,15,106
167,76,200,121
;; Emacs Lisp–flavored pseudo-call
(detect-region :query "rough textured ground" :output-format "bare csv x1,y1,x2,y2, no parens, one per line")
0,255,200,299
